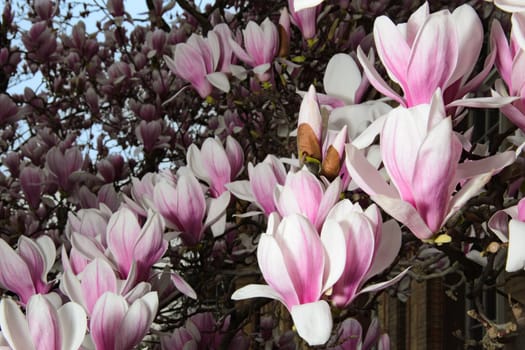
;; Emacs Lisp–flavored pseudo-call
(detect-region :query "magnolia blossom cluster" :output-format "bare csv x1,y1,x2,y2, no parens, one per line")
164,1,323,95
1,0,525,348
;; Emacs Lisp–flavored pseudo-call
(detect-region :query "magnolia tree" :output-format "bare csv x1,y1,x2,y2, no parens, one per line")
0,0,525,348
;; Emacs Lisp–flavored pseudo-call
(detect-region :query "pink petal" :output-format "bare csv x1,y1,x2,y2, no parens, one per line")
276,170,323,225
363,318,381,350
171,272,197,299
57,302,87,350
358,267,411,294
319,219,347,293
275,214,325,304
455,151,516,181
107,207,141,276
315,177,342,229
373,16,411,89
249,163,279,215
26,295,60,350
406,13,458,105
90,293,128,350
81,259,118,315
116,295,158,350
380,106,428,204
371,194,433,240
445,172,493,224
61,269,86,311
518,199,525,221
357,47,405,106
0,239,35,304
70,233,109,264
331,212,376,306
225,136,244,179
257,232,299,307
243,21,265,65
0,298,35,350
364,220,402,281
406,2,429,45
134,212,167,270
411,117,461,232
449,5,483,85
201,138,231,197
491,20,513,87
261,18,279,62
17,237,48,292
229,35,254,66
344,143,397,198
298,85,323,141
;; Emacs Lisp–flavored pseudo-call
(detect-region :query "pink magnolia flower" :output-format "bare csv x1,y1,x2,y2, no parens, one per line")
153,168,230,245
326,200,407,307
0,295,86,350
345,91,517,240
20,166,44,209
187,135,244,198
0,236,55,305
0,93,18,124
232,213,346,346
491,19,525,132
61,258,136,315
288,0,321,41
213,23,237,73
274,168,342,231
165,32,230,98
123,171,173,217
135,120,170,152
358,2,491,107
68,207,167,283
89,291,158,350
488,198,525,272
45,146,83,191
105,207,167,280
227,154,287,216
229,18,279,81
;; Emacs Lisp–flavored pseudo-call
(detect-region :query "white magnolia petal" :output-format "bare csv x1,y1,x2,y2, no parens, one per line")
0,298,35,350
293,0,324,11
206,72,230,93
290,301,332,346
225,180,255,203
324,53,361,104
231,284,284,303
506,220,525,272
358,267,411,294
58,302,87,350
320,219,346,292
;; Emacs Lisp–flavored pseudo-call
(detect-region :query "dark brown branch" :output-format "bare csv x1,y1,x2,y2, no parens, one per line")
176,0,211,33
